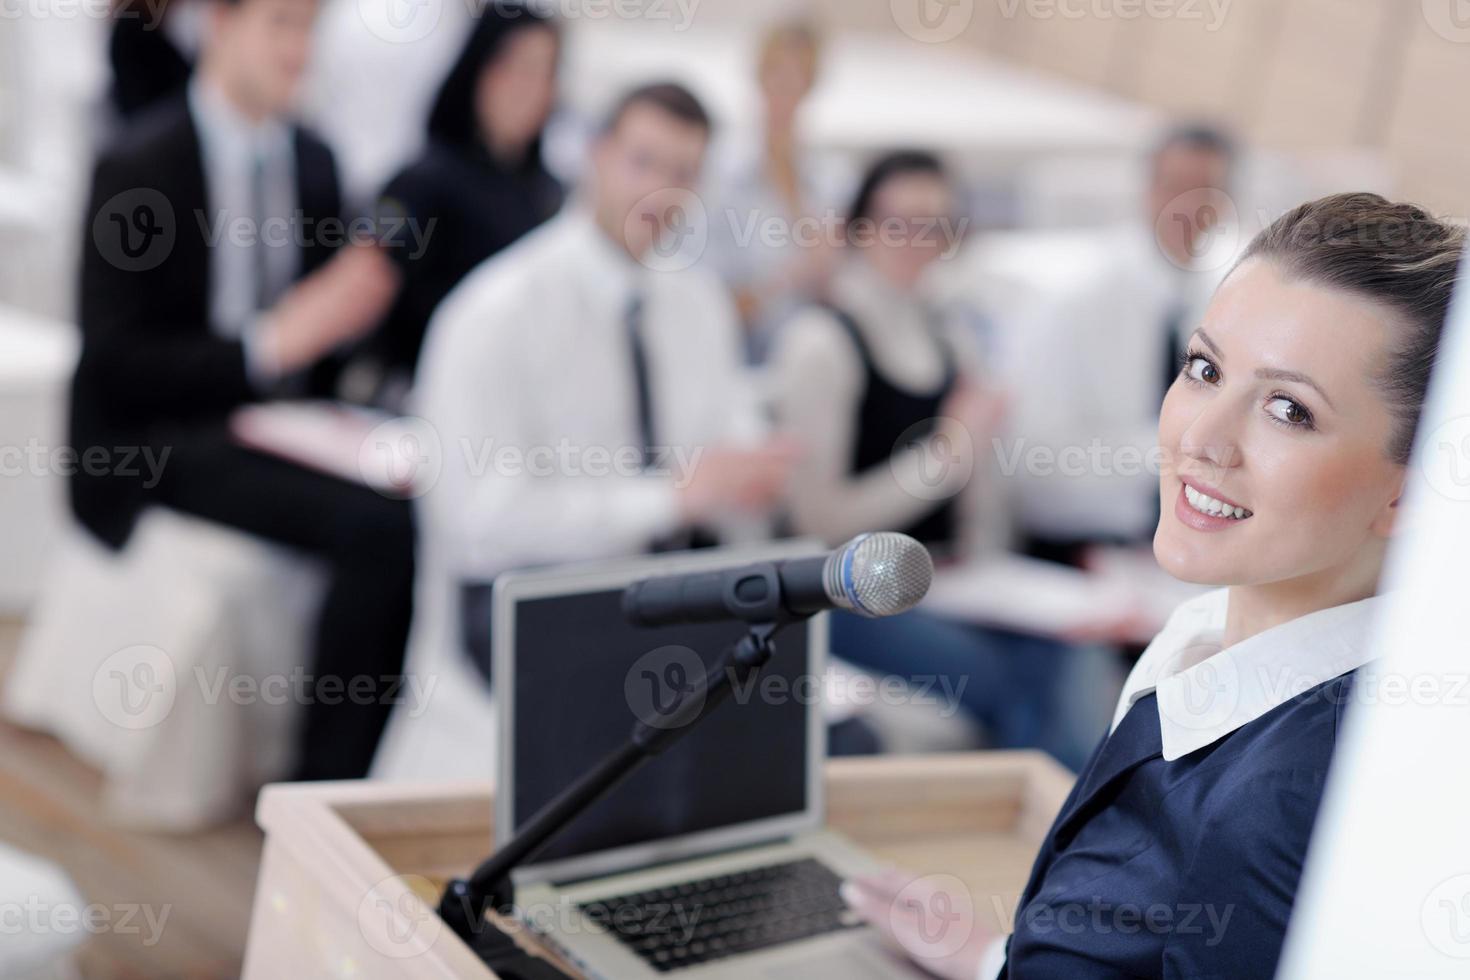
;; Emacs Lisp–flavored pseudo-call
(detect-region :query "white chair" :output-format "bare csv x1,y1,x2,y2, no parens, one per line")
3,509,325,831
0,843,85,980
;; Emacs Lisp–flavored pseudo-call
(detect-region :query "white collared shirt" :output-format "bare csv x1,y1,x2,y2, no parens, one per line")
975,587,1385,979
186,76,296,360
371,206,763,782
1005,223,1230,542
1113,587,1386,760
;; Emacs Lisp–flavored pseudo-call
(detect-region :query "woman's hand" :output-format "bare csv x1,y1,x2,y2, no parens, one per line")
841,869,999,980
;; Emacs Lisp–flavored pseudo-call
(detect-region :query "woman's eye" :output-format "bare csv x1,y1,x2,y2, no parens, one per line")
1185,356,1219,385
1266,396,1313,428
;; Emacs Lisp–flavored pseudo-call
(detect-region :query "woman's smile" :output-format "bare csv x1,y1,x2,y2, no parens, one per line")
1173,475,1254,532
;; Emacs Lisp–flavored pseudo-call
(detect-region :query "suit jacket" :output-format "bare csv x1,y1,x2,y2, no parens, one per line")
1001,672,1357,979
70,94,343,549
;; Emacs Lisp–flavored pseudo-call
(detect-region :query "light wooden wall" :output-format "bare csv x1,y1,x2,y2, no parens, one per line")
793,0,1470,215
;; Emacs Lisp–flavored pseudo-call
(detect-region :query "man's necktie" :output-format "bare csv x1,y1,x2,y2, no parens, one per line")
625,293,657,470
251,152,274,313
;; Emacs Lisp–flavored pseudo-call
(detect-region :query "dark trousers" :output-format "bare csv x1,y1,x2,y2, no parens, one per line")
152,428,414,780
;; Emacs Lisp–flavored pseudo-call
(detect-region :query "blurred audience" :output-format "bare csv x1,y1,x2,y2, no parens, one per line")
362,2,565,408
1010,123,1238,566
774,151,1112,769
705,20,851,359
73,0,410,780
371,82,795,781
68,9,1235,787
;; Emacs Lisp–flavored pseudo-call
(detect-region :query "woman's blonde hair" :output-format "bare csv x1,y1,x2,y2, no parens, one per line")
757,20,821,80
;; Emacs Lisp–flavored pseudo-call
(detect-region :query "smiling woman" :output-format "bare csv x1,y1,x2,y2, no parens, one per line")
843,193,1466,980
1155,193,1466,643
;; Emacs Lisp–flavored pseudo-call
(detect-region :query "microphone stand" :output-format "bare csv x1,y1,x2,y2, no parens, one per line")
438,618,791,958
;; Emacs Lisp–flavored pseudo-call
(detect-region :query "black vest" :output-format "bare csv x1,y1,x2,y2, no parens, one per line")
825,304,960,553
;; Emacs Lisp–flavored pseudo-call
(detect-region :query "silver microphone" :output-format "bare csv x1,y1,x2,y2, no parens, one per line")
821,532,936,618
622,532,934,626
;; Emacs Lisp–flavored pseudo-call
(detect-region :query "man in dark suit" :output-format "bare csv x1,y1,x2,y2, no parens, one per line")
74,0,411,780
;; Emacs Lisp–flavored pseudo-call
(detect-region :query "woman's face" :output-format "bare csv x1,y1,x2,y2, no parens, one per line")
855,172,956,292
476,25,559,157
1154,257,1406,587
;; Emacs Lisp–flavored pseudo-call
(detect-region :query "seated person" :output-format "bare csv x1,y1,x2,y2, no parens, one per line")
1009,124,1237,567
370,83,794,782
846,193,1464,979
364,1,565,407
772,151,1117,768
73,0,410,780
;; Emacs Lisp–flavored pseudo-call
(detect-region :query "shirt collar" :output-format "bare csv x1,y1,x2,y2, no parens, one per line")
1114,588,1387,760
564,207,644,316
187,75,292,165
831,260,933,330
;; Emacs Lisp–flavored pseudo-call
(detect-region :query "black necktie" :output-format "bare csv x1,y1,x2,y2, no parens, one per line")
625,293,656,470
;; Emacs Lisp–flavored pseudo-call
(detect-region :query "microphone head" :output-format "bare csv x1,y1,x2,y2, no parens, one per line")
822,533,934,618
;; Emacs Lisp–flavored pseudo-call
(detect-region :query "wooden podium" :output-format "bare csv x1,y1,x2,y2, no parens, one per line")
241,751,1073,979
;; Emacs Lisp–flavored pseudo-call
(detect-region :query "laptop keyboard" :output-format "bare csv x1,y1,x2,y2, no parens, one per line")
578,857,864,972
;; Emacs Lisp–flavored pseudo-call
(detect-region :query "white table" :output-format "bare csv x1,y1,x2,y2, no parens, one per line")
0,306,79,613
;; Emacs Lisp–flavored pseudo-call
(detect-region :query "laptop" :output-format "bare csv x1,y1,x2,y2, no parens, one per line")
493,545,927,979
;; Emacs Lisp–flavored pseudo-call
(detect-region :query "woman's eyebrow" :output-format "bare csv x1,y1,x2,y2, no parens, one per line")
1195,329,1224,359
1256,367,1336,411
1196,328,1337,411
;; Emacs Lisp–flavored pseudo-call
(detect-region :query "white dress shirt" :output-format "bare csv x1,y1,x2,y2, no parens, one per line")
975,586,1386,978
770,261,999,554
187,75,296,381
1005,224,1229,542
370,207,762,782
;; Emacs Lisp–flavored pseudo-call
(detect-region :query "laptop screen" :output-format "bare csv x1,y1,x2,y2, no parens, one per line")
504,577,817,876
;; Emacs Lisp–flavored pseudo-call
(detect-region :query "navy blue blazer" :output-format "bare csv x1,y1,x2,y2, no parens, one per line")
1001,671,1357,979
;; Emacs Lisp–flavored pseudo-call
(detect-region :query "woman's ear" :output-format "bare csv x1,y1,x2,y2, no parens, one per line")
1369,469,1408,538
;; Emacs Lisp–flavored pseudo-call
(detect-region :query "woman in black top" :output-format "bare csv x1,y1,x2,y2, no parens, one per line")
370,1,564,403
773,152,1116,769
